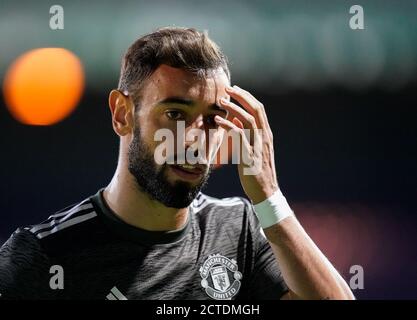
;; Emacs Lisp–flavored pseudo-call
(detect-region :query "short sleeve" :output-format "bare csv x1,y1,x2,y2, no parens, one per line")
0,228,52,299
243,199,289,299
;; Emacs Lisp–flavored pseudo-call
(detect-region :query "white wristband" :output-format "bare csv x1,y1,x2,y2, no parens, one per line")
253,189,294,229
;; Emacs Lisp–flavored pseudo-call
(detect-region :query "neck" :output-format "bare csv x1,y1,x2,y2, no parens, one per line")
103,160,189,232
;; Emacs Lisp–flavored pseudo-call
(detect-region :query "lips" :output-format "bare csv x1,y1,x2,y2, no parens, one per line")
169,164,206,181
174,164,204,173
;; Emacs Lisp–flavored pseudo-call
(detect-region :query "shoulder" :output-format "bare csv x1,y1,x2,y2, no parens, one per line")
0,227,51,298
191,192,267,242
4,197,99,257
190,193,260,230
191,192,251,214
0,227,43,258
25,197,97,242
0,196,101,298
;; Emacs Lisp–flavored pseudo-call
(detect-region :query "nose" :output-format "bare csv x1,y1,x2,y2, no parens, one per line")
184,116,203,144
188,114,204,130
185,114,204,136
183,115,207,159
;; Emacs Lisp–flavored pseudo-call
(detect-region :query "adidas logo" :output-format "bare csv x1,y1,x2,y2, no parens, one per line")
106,286,128,300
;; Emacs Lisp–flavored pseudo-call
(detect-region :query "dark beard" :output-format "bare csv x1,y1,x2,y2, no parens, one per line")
128,126,211,208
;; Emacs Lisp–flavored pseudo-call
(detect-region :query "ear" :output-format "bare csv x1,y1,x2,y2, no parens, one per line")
108,89,134,136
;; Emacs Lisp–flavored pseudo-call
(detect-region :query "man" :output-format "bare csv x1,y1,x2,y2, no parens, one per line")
0,27,354,300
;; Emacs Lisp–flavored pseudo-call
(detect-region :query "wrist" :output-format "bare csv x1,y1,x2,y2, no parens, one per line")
249,186,279,205
252,189,294,229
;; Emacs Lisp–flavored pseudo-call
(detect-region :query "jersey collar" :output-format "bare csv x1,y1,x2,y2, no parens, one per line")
90,188,192,245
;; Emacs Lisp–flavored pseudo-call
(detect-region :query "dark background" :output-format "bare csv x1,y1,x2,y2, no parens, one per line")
1,0,417,299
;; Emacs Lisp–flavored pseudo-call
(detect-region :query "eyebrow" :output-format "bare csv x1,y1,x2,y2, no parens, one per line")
158,96,227,114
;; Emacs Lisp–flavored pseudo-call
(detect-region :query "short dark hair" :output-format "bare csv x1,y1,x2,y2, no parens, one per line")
117,27,230,105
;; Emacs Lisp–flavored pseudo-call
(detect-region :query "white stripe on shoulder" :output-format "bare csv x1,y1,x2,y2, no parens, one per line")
30,201,94,233
36,211,97,239
49,198,92,220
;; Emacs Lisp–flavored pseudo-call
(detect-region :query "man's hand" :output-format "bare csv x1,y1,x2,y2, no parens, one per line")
215,85,278,204
216,85,354,300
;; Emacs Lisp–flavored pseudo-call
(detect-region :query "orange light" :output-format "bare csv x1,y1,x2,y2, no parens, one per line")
3,48,84,125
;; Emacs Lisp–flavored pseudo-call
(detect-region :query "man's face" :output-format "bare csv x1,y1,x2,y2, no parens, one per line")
127,65,229,208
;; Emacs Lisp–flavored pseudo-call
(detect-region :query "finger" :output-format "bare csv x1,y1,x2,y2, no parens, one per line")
215,115,244,136
215,115,251,146
226,85,271,133
232,117,244,129
220,98,257,130
232,117,254,145
215,116,253,165
232,85,274,141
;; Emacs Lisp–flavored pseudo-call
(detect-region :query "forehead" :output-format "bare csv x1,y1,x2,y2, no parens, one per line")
142,64,230,104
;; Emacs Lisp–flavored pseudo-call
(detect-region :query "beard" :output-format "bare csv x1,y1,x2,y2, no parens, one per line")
128,125,211,208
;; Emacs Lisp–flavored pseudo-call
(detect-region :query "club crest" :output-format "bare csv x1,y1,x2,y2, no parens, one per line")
199,254,242,300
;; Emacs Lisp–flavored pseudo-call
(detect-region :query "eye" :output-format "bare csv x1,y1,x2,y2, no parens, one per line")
165,110,185,121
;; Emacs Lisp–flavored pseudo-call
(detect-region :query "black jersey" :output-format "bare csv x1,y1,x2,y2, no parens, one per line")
0,189,288,300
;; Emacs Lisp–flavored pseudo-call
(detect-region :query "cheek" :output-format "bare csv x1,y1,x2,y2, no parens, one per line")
135,121,158,154
146,117,179,162
138,112,161,142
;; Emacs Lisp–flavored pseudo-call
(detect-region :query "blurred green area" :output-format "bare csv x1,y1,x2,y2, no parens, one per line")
1,0,416,92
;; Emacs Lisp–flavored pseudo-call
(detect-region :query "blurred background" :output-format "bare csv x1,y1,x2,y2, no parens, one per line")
1,0,416,299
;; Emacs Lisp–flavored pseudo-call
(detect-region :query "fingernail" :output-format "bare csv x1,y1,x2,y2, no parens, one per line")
220,97,229,104
225,86,234,92
214,115,223,122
